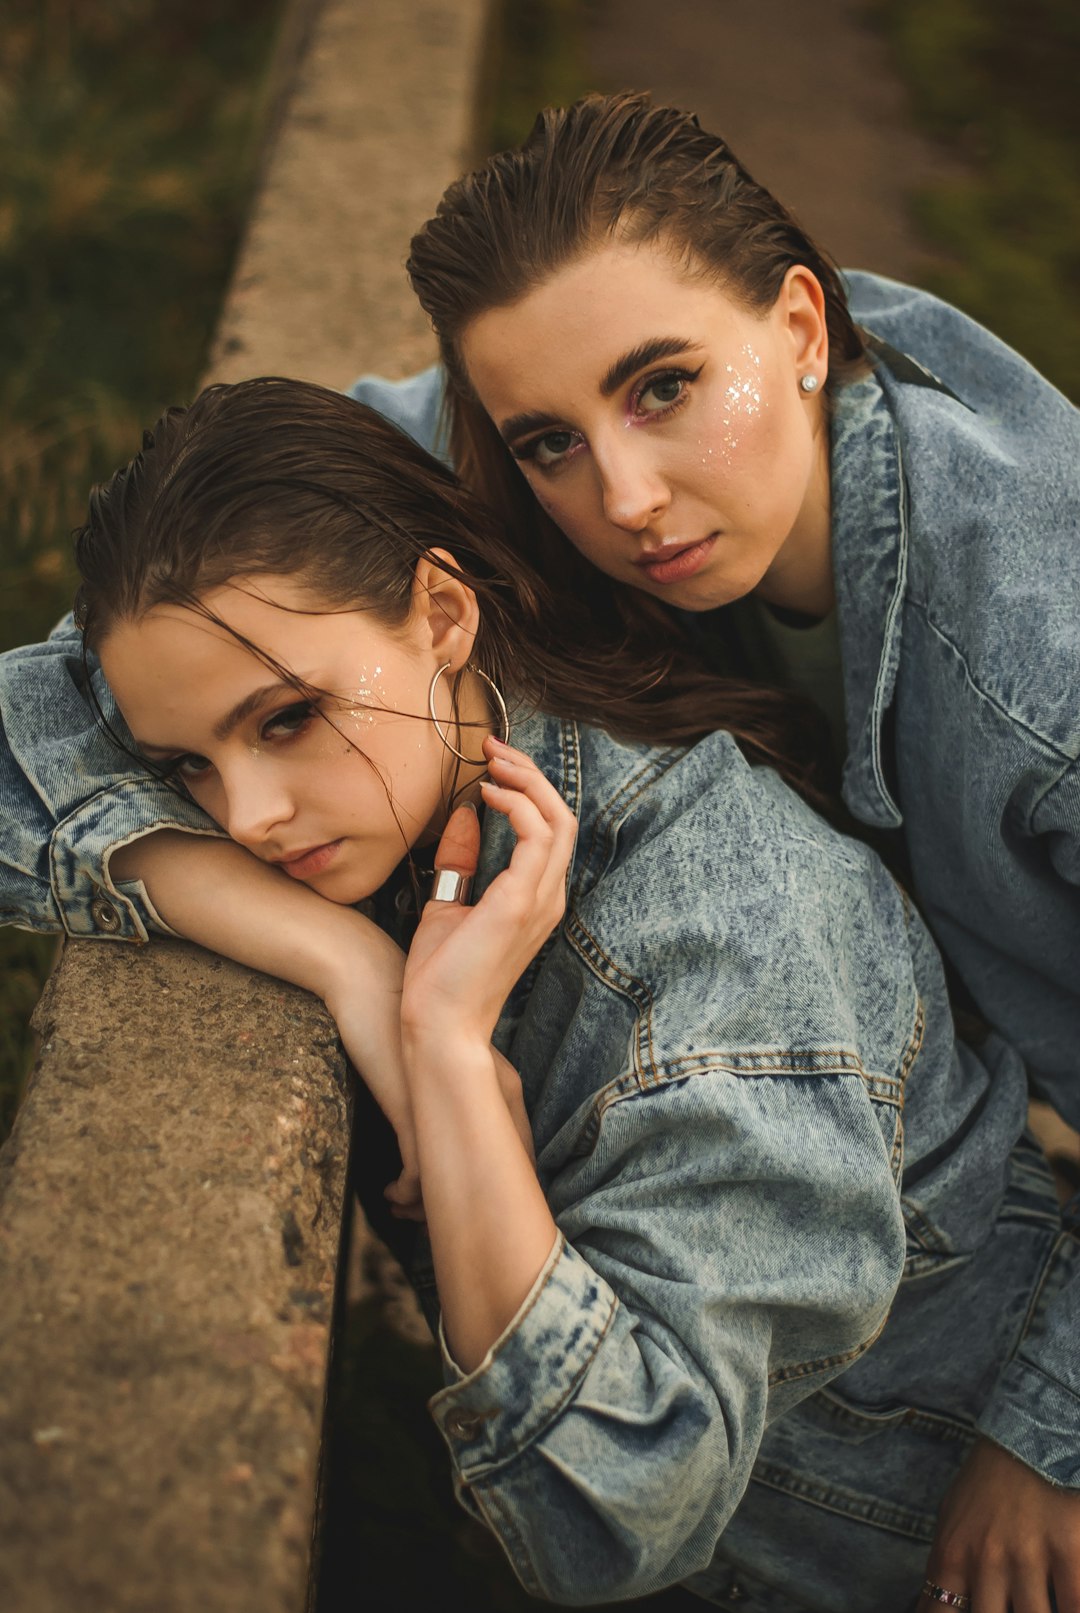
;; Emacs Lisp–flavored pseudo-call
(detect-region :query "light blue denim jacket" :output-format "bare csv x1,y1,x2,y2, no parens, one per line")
0,275,1077,1605
408,710,1069,1607
344,275,1080,1118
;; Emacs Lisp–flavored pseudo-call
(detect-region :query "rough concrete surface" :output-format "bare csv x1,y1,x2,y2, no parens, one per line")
208,0,489,387
0,942,350,1613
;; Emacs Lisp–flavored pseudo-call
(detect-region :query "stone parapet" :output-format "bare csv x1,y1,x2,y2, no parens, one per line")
0,1,488,1607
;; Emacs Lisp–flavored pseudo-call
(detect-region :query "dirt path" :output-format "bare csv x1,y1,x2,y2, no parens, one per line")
582,0,944,280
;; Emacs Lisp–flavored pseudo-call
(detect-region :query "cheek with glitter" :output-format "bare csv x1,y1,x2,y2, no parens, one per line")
707,344,766,465
342,664,387,725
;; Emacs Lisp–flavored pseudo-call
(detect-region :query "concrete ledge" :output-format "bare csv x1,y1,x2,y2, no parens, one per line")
0,943,349,1613
0,0,488,1606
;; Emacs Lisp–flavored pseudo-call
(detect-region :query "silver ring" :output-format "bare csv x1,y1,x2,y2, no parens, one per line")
429,869,472,905
922,1583,971,1610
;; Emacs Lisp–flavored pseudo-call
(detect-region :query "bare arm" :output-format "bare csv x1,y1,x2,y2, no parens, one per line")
399,741,576,1369
112,830,416,1187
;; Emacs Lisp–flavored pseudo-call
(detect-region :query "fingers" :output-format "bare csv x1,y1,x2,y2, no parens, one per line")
481,736,577,900
435,801,481,875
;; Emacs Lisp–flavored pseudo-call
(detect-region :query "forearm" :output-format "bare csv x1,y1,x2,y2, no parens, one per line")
405,1033,557,1371
112,830,405,1072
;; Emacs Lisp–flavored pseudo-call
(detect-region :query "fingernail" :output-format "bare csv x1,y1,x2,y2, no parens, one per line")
459,801,478,815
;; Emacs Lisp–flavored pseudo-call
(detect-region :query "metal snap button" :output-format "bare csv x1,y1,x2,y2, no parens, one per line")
90,895,121,933
444,1409,482,1441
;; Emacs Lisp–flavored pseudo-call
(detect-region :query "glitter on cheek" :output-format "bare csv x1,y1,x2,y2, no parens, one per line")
342,664,388,725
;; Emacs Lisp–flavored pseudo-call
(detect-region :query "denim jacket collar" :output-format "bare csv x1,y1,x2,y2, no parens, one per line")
830,370,907,831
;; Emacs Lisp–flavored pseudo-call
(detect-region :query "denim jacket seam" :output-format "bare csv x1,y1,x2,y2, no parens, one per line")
905,595,1079,767
1003,1353,1080,1411
1015,1228,1080,1357
565,913,658,1080
767,1304,892,1388
49,811,226,940
451,1272,620,1483
466,1484,542,1597
574,746,685,894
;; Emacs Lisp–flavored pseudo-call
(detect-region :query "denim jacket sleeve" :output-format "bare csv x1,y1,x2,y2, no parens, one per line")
426,736,924,1603
346,365,449,461
430,1071,907,1604
0,616,225,941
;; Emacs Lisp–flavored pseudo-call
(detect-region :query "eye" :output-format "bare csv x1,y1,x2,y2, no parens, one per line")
512,428,583,470
262,700,317,741
156,753,212,784
634,366,702,417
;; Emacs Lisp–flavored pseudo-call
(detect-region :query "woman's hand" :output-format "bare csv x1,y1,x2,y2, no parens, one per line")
920,1437,1080,1612
400,735,578,1051
395,737,576,1368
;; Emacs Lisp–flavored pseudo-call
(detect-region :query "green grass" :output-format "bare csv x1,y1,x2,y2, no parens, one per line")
473,0,589,157
0,0,285,1144
873,0,1080,401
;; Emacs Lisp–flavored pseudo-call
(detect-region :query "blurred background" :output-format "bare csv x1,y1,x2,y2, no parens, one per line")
1,0,1077,1604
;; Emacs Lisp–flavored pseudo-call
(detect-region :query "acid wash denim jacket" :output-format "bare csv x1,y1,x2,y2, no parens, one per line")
399,711,1064,1608
0,274,1076,1603
344,273,1080,1123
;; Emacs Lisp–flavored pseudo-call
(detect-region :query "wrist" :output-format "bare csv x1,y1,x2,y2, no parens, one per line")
402,1027,494,1085
303,906,405,1011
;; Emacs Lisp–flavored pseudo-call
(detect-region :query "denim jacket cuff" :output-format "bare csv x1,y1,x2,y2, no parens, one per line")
50,780,227,942
976,1358,1080,1488
430,1233,617,1479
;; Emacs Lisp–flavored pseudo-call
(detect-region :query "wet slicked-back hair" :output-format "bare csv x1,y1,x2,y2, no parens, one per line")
74,376,830,801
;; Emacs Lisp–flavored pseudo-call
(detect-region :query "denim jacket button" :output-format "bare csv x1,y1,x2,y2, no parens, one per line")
90,895,121,933
444,1409,483,1441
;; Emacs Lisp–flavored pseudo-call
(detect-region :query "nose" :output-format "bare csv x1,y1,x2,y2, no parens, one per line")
596,437,671,532
220,761,294,853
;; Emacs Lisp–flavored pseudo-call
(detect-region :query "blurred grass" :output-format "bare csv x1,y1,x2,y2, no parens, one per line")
873,0,1080,401
473,0,588,157
0,0,286,1144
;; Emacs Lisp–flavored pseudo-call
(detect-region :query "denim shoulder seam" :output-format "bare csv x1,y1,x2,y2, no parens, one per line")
906,595,1079,767
574,745,686,893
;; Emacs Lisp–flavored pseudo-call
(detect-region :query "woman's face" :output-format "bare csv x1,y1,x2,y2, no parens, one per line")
460,239,833,616
99,572,483,905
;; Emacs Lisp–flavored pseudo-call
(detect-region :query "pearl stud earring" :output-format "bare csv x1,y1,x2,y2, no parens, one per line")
799,374,820,394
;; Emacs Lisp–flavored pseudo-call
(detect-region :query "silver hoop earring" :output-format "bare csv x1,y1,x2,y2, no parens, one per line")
428,661,511,763
799,373,820,394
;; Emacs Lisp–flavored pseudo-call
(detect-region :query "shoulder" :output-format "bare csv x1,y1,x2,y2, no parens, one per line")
843,277,1080,747
345,365,448,462
564,725,924,1081
845,270,1077,442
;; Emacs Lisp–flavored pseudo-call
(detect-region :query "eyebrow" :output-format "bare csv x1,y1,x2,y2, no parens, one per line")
599,336,700,398
134,679,300,757
497,336,701,444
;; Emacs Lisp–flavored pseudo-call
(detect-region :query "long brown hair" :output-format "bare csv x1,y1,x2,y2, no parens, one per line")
407,91,862,792
74,375,828,800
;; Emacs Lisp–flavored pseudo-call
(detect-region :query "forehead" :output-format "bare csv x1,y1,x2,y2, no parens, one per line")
460,238,760,416
98,576,402,741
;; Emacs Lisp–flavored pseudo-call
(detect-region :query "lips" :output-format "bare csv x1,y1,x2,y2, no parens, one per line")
274,839,344,879
634,536,717,585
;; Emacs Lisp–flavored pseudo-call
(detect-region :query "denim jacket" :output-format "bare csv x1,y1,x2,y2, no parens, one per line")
345,274,1080,1119
405,711,1069,1606
0,275,1077,1604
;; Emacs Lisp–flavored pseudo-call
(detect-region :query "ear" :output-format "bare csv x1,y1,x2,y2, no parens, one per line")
410,549,480,672
776,265,829,381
